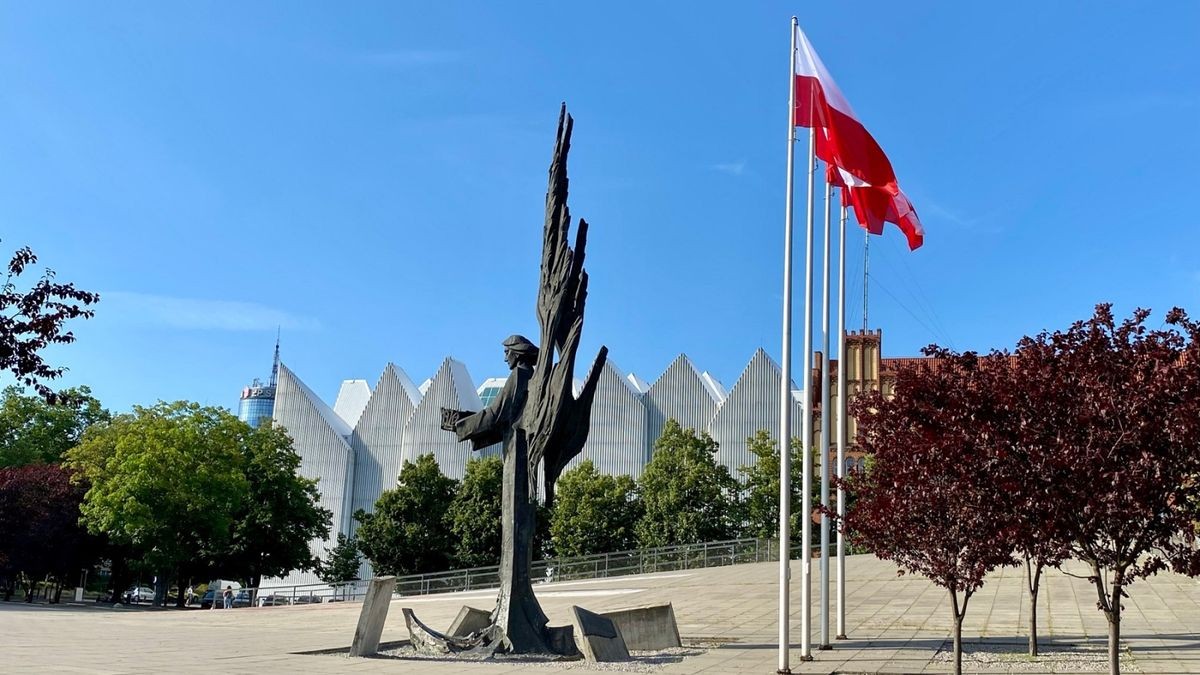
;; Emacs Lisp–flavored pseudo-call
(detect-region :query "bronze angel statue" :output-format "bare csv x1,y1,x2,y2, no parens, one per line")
408,105,607,656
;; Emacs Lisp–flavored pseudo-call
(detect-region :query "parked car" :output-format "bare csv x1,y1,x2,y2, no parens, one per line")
200,588,252,609
257,594,291,607
122,586,154,604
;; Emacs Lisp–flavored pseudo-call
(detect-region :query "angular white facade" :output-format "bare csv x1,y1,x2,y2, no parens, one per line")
708,349,804,476
568,360,648,477
401,357,500,479
269,348,803,584
270,364,355,586
333,379,371,429
645,354,723,459
349,364,420,521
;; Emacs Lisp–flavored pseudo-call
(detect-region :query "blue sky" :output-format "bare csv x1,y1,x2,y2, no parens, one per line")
3,2,1198,412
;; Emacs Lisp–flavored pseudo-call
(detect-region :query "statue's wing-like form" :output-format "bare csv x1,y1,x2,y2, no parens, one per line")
521,104,608,506
541,344,607,506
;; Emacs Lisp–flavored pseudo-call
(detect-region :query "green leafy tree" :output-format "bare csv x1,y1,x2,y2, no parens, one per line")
739,430,814,541
66,402,249,605
448,456,503,568
316,532,362,584
636,419,741,547
220,423,332,596
355,453,458,576
0,385,109,467
550,460,641,557
533,502,554,561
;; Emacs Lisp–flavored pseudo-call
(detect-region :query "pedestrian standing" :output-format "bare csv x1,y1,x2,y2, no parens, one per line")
223,586,233,609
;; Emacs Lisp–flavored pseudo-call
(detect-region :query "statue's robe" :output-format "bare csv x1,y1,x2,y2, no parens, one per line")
452,363,550,652
454,363,528,452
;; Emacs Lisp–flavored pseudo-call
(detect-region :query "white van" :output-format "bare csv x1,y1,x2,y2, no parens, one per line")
202,580,245,608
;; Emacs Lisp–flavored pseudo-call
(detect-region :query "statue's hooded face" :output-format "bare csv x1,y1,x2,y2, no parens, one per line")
502,335,539,369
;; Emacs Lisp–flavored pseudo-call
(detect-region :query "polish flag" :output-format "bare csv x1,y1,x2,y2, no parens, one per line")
795,28,924,250
830,166,925,251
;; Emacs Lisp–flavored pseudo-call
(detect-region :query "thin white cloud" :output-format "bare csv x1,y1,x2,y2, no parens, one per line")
1075,93,1199,120
102,291,320,332
356,49,463,68
918,197,1002,234
710,160,747,176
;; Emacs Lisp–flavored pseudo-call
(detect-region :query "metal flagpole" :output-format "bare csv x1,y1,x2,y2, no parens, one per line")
777,16,799,675
863,228,870,332
819,179,832,650
836,202,849,641
798,54,818,672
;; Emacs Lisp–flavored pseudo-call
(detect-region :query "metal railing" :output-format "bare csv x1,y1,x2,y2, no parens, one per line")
247,537,814,606
388,538,793,597
240,580,370,607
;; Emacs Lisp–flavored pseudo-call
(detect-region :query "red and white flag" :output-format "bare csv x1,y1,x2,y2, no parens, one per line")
828,166,925,251
794,28,924,250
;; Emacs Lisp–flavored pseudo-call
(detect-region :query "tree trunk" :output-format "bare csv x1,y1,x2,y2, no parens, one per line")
953,614,964,675
108,556,127,605
949,588,963,675
1107,582,1122,675
174,587,186,608
155,570,169,607
1026,556,1042,657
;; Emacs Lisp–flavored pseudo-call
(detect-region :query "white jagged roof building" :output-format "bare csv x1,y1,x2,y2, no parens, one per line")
267,349,806,586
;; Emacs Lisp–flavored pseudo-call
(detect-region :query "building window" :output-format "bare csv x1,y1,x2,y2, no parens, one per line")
479,386,503,407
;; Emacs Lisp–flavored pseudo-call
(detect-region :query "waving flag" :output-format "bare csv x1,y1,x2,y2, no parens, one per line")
795,28,924,250
829,166,925,250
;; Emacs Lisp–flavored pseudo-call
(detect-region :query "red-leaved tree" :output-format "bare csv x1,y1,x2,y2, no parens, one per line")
1017,305,1200,675
845,351,1017,675
0,246,98,403
981,348,1072,657
0,463,101,602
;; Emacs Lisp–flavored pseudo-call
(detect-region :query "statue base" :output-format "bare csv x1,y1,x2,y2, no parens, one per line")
402,607,580,660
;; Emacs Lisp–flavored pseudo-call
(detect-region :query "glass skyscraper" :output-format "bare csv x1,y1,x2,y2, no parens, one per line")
238,384,276,428
239,335,281,428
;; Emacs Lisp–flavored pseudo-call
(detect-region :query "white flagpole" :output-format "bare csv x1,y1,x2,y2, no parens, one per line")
836,202,849,641
799,57,818,673
819,179,832,650
777,16,798,675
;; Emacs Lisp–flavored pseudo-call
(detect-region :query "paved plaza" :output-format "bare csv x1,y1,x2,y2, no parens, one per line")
4,555,1198,674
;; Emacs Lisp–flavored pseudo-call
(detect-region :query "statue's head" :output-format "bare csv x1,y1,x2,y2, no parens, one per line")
502,334,539,369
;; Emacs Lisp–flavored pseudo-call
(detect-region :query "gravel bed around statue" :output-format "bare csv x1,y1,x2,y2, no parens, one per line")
374,645,707,671
930,640,1141,673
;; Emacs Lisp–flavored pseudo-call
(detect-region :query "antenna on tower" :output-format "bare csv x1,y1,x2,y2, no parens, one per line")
270,327,280,388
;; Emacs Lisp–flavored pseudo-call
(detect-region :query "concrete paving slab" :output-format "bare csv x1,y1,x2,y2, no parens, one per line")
1,556,1197,673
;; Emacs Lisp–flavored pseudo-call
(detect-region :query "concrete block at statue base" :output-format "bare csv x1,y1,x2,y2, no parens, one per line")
349,576,396,657
598,603,681,651
570,605,630,662
547,624,580,658
447,606,491,637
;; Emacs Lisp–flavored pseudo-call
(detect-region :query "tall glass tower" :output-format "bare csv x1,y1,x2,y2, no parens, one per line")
238,335,280,428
